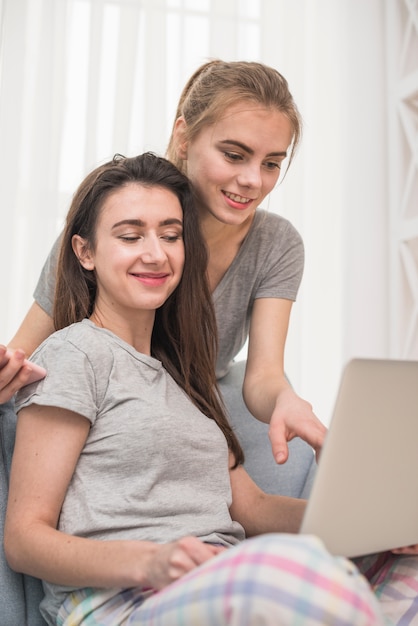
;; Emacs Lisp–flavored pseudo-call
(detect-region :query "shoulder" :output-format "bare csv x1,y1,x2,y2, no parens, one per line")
40,320,101,351
21,322,117,410
253,210,303,244
245,210,304,265
33,321,116,372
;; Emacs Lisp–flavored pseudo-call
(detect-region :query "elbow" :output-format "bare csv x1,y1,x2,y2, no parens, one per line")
241,375,256,414
4,530,22,572
3,522,32,574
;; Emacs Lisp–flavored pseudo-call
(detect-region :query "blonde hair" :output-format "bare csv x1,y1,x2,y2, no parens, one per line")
167,59,302,175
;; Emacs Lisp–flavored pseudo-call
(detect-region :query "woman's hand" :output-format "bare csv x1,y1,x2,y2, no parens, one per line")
0,345,33,403
268,387,327,465
0,302,55,402
146,537,226,590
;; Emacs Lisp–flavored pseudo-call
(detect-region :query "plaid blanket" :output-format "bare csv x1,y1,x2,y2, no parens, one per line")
355,551,418,625
57,534,384,625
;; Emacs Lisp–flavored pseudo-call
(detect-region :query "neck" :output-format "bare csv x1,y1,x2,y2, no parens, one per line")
200,210,256,293
89,308,155,355
200,210,255,248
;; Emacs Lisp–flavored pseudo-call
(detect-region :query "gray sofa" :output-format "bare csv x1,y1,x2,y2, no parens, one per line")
0,360,316,625
1,400,47,625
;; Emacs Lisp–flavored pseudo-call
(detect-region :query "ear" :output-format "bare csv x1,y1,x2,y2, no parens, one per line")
173,117,188,160
72,234,95,270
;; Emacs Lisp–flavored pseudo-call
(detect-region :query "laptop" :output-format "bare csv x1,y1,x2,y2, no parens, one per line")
299,357,418,557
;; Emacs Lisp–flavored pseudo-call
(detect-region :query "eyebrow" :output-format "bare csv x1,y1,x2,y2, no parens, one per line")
219,139,287,158
112,218,183,229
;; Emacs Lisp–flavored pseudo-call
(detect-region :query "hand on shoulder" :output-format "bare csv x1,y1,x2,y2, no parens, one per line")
0,345,31,402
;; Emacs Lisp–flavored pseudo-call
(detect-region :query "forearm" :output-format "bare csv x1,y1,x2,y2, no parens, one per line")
242,366,324,463
8,301,55,355
236,492,306,537
242,369,291,424
244,297,293,423
229,462,306,536
5,522,158,589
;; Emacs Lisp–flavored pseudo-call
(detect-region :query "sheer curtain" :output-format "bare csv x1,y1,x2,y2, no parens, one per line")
0,0,389,424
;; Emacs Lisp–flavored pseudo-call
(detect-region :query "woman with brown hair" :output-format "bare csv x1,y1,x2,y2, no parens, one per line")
4,152,384,625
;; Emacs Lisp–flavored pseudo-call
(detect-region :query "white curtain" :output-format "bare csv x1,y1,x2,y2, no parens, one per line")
0,0,390,425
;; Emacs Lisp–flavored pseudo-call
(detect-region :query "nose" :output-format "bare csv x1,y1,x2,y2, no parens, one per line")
140,234,167,264
237,162,262,190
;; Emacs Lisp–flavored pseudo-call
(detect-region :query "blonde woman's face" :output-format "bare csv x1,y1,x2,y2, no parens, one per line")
183,103,293,226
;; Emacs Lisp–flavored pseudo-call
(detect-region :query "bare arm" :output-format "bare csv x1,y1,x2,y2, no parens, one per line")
228,453,306,536
4,404,223,590
0,302,54,402
244,298,326,463
8,301,55,354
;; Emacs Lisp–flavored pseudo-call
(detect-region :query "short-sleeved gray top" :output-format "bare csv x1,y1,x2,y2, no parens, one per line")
34,210,304,378
15,320,245,623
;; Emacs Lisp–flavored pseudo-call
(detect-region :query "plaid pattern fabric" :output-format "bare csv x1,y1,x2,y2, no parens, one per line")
355,551,418,625
57,534,385,626
57,588,154,626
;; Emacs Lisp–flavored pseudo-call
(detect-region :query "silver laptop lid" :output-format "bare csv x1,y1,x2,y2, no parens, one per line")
300,358,418,557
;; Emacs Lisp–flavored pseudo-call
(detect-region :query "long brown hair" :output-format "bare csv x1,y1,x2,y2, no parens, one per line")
54,152,244,464
167,59,302,176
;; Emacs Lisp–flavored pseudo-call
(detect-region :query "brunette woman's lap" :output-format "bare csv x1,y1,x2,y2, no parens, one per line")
59,534,384,626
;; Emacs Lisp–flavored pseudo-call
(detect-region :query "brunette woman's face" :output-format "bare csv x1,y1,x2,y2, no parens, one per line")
74,183,184,318
182,103,294,226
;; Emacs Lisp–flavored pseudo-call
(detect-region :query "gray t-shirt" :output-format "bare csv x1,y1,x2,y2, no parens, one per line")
34,210,304,378
15,320,244,624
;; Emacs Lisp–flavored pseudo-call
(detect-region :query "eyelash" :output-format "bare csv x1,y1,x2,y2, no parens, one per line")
265,161,281,171
223,151,281,171
163,235,182,243
118,235,182,243
224,151,242,162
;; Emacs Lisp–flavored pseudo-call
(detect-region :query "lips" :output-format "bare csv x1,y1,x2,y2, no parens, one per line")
131,273,169,285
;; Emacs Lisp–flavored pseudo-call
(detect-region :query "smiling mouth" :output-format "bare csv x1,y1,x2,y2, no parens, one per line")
133,273,168,279
223,191,253,204
130,273,169,284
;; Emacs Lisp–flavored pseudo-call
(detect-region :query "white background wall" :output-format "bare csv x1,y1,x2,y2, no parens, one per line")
1,0,413,426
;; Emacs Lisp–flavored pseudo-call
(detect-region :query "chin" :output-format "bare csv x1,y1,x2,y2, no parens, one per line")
220,209,253,225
